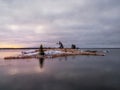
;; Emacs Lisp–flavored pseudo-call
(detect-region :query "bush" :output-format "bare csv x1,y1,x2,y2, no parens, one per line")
71,44,76,49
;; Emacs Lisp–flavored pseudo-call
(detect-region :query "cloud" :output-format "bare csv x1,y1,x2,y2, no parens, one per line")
0,0,120,48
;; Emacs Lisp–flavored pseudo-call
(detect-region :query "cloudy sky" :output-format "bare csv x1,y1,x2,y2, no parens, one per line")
0,0,120,48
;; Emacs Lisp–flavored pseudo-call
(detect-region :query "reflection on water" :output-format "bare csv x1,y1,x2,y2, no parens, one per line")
0,49,120,90
39,58,45,69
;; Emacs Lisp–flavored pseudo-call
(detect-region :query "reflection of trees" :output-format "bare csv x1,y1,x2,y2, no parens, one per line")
65,56,68,61
72,56,76,59
59,56,68,61
59,56,77,61
39,58,45,69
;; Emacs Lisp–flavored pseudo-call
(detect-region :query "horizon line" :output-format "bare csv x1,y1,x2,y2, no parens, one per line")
0,47,120,49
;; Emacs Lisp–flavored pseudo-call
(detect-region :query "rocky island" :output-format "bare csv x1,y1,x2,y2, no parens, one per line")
4,43,106,60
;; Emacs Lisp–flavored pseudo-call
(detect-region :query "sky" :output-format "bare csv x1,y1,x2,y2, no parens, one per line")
0,0,120,48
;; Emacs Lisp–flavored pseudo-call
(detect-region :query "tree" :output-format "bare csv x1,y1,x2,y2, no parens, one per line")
71,44,76,49
58,41,64,48
39,44,45,56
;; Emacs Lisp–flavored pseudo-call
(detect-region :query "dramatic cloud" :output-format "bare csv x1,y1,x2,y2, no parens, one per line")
0,0,120,48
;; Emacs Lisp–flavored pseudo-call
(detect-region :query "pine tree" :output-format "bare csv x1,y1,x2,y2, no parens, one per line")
39,44,45,56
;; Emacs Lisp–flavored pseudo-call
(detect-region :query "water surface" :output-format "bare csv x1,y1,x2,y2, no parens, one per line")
0,49,120,90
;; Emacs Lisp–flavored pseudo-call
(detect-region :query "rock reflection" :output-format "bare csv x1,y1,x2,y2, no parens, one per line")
39,58,45,69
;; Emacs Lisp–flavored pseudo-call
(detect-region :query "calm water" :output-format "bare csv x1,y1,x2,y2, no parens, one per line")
0,49,120,90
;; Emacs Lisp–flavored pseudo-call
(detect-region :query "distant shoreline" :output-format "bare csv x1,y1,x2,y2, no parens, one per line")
0,48,120,50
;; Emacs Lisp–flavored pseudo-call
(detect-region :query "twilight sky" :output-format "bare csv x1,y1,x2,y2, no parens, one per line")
0,0,120,48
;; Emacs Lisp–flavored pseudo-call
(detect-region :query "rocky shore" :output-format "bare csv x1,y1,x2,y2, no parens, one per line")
4,48,105,60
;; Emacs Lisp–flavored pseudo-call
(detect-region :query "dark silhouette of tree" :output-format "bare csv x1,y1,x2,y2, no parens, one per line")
39,44,45,56
71,44,76,49
58,41,64,48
